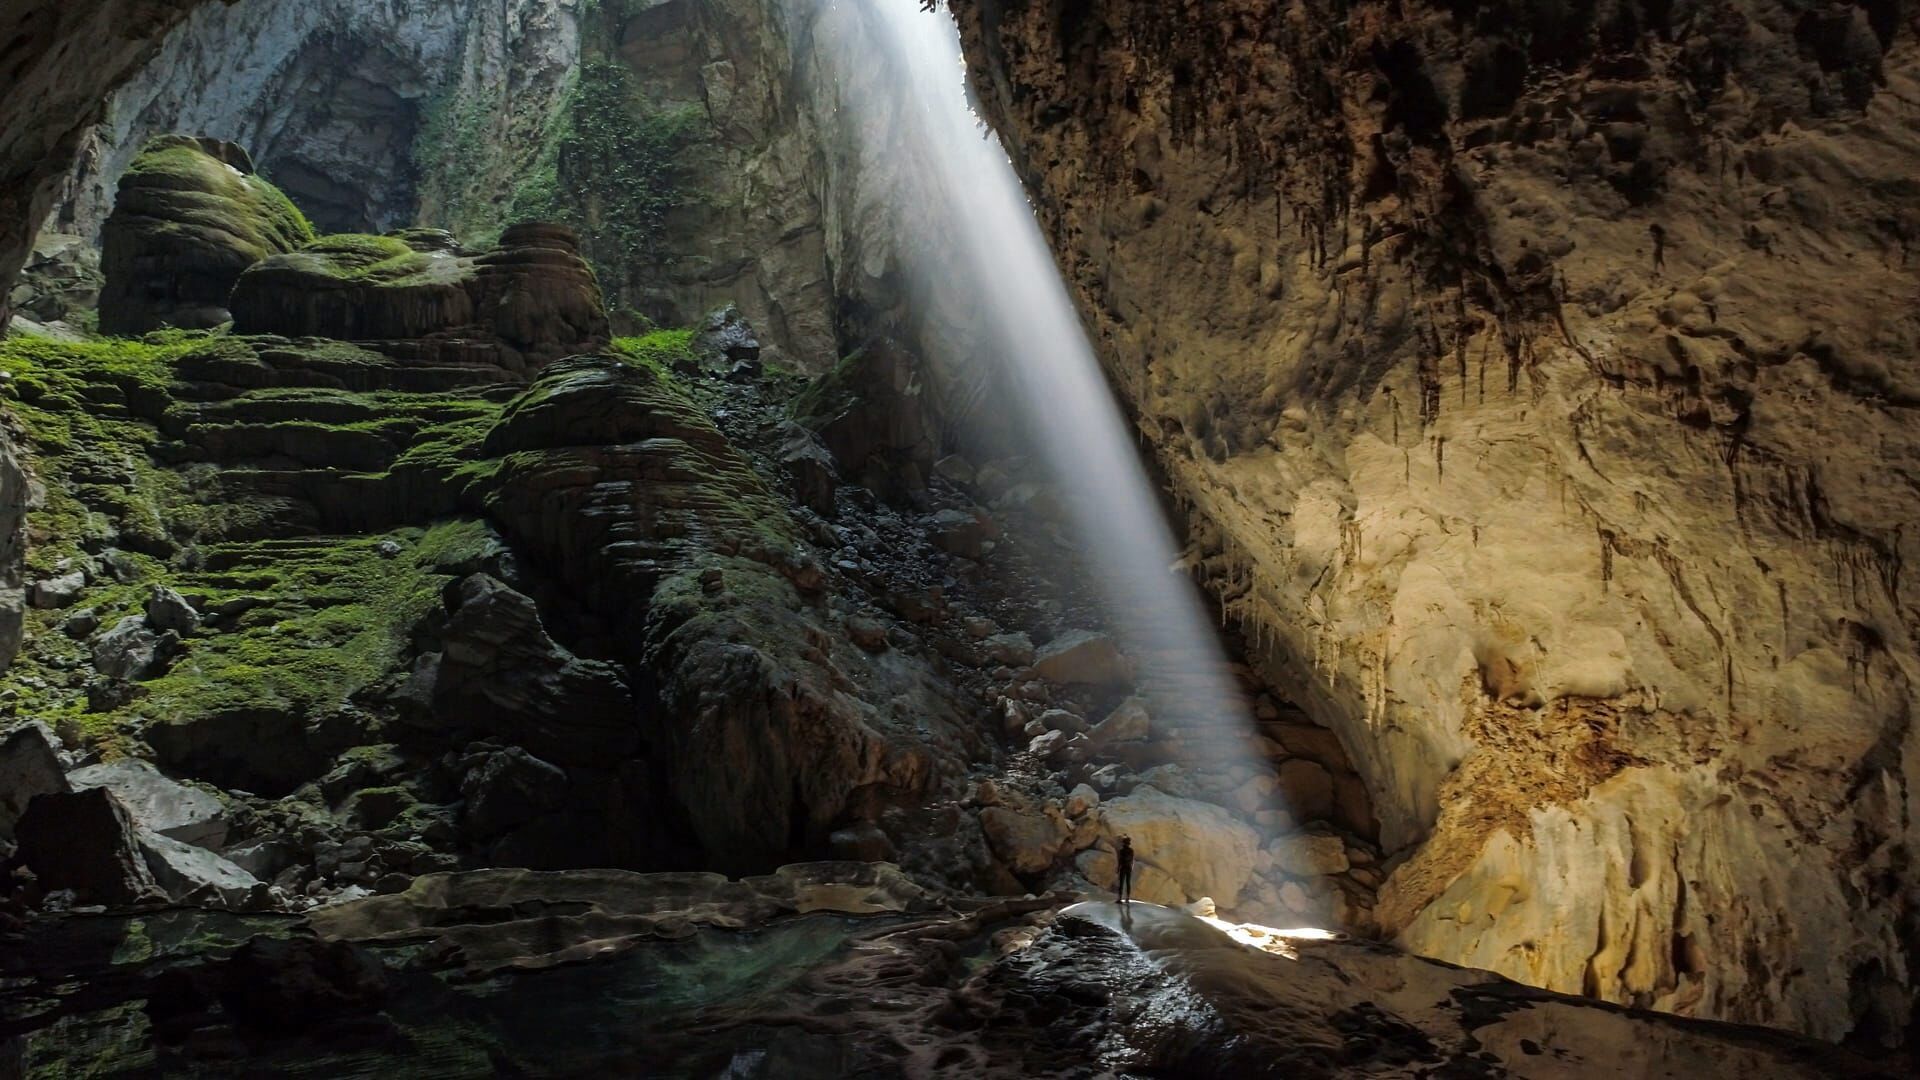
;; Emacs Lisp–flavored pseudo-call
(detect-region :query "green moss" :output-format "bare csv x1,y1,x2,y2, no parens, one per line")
123,139,315,256
611,329,696,378
0,330,517,743
120,524,479,738
264,233,465,290
0,331,234,571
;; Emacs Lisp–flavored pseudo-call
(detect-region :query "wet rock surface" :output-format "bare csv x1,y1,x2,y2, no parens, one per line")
1,868,1902,1077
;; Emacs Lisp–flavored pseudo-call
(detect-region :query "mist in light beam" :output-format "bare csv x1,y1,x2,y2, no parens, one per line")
814,0,1257,746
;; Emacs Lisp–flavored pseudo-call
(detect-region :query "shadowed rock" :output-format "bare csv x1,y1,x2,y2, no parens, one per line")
0,724,68,846
15,787,166,906
230,222,610,373
98,135,315,334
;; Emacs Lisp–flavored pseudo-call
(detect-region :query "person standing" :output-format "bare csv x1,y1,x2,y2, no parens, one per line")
1116,836,1134,905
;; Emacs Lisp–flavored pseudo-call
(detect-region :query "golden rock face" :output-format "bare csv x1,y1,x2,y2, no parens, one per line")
949,0,1920,1042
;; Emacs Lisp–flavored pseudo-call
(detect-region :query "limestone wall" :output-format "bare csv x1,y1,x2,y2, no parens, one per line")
948,0,1920,1043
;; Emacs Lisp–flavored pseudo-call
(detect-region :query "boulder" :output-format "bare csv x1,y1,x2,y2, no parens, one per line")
982,632,1035,666
229,223,609,372
778,423,838,517
1032,630,1132,686
138,829,269,910
91,615,180,680
1097,785,1262,906
431,574,639,767
68,758,228,849
61,607,100,638
928,508,998,560
1037,709,1088,734
1089,696,1151,744
99,136,314,335
1064,784,1100,817
342,787,415,830
0,724,69,844
1133,763,1206,800
460,746,568,839
15,788,166,906
145,585,201,634
980,806,1070,875
224,838,300,881
1028,729,1066,759
790,338,940,503
1231,773,1279,815
692,303,762,368
28,570,84,609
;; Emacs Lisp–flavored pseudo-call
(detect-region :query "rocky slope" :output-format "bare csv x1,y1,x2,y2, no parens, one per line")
1,145,1381,935
2,867,1903,1077
948,0,1920,1045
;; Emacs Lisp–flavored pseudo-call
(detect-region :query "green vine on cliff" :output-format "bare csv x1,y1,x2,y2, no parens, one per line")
535,60,702,289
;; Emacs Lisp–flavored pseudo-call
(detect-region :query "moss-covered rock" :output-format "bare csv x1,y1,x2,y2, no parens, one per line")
98,136,315,335
230,222,610,375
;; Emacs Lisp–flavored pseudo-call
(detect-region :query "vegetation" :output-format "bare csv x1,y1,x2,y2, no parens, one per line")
0,330,505,749
0,330,235,573
413,81,513,244
122,138,315,256
281,234,438,283
542,61,703,289
611,328,698,378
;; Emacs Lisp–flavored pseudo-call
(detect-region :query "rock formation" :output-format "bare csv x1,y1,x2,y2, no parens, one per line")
49,0,582,240
229,223,610,372
98,135,315,334
947,0,1920,1043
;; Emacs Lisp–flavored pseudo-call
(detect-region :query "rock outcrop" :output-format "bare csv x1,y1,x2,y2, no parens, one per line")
98,135,315,334
14,787,167,906
229,223,610,372
0,725,68,849
789,338,942,501
947,0,1920,1043
482,353,975,868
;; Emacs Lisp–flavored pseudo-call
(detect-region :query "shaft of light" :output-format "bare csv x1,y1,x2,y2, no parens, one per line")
823,0,1249,734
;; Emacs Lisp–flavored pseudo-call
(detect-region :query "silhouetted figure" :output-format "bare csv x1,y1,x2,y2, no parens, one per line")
1649,223,1667,275
1116,836,1134,905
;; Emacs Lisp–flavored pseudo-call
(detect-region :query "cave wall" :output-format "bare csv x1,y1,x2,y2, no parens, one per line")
579,0,992,383
948,0,1920,1044
47,0,581,240
0,0,229,332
